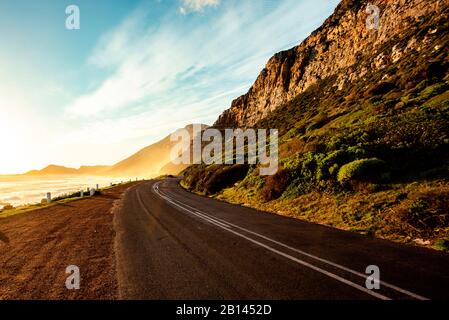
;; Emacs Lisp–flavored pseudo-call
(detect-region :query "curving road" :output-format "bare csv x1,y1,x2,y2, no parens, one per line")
114,178,449,300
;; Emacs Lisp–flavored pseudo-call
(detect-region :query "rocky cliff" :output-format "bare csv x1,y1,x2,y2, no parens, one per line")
214,0,448,128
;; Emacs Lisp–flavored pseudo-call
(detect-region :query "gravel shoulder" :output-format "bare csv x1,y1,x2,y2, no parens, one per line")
0,182,141,300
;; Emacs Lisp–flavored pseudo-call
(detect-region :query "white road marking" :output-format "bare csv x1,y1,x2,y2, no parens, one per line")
151,181,429,300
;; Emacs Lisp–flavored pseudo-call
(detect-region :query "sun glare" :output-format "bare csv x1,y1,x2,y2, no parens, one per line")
0,100,30,174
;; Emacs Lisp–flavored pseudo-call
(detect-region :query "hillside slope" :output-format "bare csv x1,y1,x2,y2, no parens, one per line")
183,0,449,250
24,125,207,178
215,0,448,127
104,124,208,178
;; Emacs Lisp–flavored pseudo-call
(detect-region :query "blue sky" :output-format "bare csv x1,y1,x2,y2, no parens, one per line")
0,0,339,174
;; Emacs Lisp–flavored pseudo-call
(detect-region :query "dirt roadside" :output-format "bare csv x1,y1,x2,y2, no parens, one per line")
0,182,141,300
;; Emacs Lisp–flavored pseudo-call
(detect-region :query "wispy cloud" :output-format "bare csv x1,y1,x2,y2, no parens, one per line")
179,0,220,14
62,0,339,151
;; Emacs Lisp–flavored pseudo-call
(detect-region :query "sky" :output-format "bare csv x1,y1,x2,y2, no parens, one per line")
0,0,339,174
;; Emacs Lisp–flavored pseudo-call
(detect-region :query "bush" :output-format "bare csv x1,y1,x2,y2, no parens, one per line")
316,150,351,181
204,164,249,195
337,158,389,186
364,81,396,97
260,169,292,202
282,177,313,199
419,82,448,100
402,188,449,230
182,164,209,191
435,239,449,252
241,168,264,190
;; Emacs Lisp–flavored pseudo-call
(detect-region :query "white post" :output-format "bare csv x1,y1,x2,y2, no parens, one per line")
46,192,52,204
80,190,84,197
90,188,95,196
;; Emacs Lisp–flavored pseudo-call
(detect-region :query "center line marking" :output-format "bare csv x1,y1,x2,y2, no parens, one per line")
151,182,396,300
154,182,429,300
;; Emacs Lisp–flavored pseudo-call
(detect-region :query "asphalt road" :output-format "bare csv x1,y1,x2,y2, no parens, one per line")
114,178,449,300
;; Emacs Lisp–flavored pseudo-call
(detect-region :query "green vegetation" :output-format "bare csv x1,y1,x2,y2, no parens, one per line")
182,13,449,250
337,158,389,187
183,164,249,195
182,74,449,249
435,239,449,252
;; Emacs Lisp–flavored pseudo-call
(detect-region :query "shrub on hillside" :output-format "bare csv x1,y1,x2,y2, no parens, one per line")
282,177,314,199
204,164,249,195
260,169,292,202
393,185,449,232
337,158,389,187
241,168,265,190
182,165,208,191
419,82,448,101
435,239,449,252
364,81,396,98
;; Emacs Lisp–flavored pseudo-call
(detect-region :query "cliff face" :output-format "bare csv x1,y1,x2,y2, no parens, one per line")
214,0,448,128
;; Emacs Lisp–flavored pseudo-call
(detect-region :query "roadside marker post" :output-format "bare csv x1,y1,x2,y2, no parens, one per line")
46,192,52,204
80,190,84,198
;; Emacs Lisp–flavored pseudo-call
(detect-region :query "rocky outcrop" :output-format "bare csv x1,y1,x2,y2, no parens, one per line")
214,0,448,128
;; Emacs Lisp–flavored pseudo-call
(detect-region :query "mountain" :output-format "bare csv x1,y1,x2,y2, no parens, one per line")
182,0,449,250
26,165,81,176
215,0,448,128
104,124,208,178
25,124,208,178
103,125,203,177
25,165,111,176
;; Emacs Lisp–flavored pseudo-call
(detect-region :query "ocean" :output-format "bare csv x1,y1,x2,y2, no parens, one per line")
0,176,128,209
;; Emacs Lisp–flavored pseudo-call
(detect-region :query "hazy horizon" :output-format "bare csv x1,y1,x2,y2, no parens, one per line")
0,175,133,209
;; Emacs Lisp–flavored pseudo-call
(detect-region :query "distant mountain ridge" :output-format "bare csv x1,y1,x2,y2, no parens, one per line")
25,124,208,178
26,164,111,176
26,165,80,176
